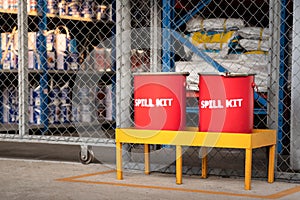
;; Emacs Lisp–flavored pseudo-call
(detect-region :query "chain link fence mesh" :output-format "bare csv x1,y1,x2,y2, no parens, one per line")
115,0,300,181
0,0,116,155
0,0,299,180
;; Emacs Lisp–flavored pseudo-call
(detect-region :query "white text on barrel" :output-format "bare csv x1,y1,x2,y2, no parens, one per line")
201,98,243,109
135,98,173,107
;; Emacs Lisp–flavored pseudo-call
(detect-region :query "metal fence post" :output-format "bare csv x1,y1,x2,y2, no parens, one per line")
291,0,300,170
18,0,29,136
116,0,132,163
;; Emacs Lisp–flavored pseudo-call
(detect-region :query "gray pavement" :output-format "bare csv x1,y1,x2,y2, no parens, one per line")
1,142,300,200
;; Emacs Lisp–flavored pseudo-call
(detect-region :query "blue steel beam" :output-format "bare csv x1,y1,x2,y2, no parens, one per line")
0,34,2,69
174,0,212,28
0,35,2,122
162,0,175,72
0,89,2,123
171,30,227,72
254,92,267,107
171,30,268,111
277,0,289,153
38,0,49,134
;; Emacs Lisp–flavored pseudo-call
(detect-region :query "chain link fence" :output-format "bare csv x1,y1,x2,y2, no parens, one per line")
0,0,300,180
115,0,300,181
0,0,116,163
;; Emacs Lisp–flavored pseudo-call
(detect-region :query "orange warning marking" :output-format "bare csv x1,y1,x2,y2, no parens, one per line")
56,170,300,199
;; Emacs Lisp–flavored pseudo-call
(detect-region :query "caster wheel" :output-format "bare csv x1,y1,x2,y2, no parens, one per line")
79,149,94,165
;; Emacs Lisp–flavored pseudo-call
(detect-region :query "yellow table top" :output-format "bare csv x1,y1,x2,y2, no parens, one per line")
116,127,276,149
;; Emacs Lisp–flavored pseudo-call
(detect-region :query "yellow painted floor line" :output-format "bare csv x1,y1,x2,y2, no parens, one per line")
56,170,116,181
56,170,300,199
267,186,300,199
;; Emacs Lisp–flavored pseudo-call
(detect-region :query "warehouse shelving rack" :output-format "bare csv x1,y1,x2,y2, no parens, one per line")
160,0,290,153
0,0,117,163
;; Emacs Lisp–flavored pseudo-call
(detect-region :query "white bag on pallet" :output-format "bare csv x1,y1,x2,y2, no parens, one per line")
237,27,270,40
175,58,268,92
239,39,269,52
186,17,245,32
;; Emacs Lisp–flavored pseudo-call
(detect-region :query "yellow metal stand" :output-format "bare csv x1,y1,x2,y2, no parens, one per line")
116,142,123,180
144,144,150,175
245,148,253,190
201,147,208,179
115,128,276,190
176,145,182,184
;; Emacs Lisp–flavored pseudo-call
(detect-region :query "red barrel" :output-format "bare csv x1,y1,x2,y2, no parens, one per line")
198,73,255,133
134,72,189,130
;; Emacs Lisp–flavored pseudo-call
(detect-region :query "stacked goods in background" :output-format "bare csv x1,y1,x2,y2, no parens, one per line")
0,0,18,11
0,28,112,71
0,1,112,21
0,0,37,12
176,17,269,92
130,49,150,72
52,0,112,20
56,0,112,21
1,87,19,124
184,18,245,57
1,31,18,70
0,28,79,71
82,46,112,71
0,4,113,125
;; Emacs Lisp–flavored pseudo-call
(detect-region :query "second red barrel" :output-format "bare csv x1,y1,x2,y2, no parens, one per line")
198,73,255,133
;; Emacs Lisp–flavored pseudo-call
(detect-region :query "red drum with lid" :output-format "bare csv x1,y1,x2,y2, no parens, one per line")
134,72,189,130
198,73,255,133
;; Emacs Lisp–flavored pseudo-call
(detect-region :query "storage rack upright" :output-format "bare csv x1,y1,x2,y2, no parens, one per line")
160,0,290,154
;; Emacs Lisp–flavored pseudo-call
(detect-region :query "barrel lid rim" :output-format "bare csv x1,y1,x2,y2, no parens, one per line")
133,72,190,76
198,72,256,76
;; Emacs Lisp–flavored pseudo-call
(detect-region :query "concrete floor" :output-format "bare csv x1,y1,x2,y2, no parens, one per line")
1,141,300,200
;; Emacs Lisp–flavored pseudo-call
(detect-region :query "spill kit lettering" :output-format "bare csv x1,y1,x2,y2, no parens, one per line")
200,98,243,109
135,98,173,107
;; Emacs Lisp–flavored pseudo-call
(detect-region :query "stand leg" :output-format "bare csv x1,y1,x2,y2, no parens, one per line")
176,145,182,184
245,148,252,190
201,147,208,179
116,142,123,180
268,145,276,183
145,144,150,175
